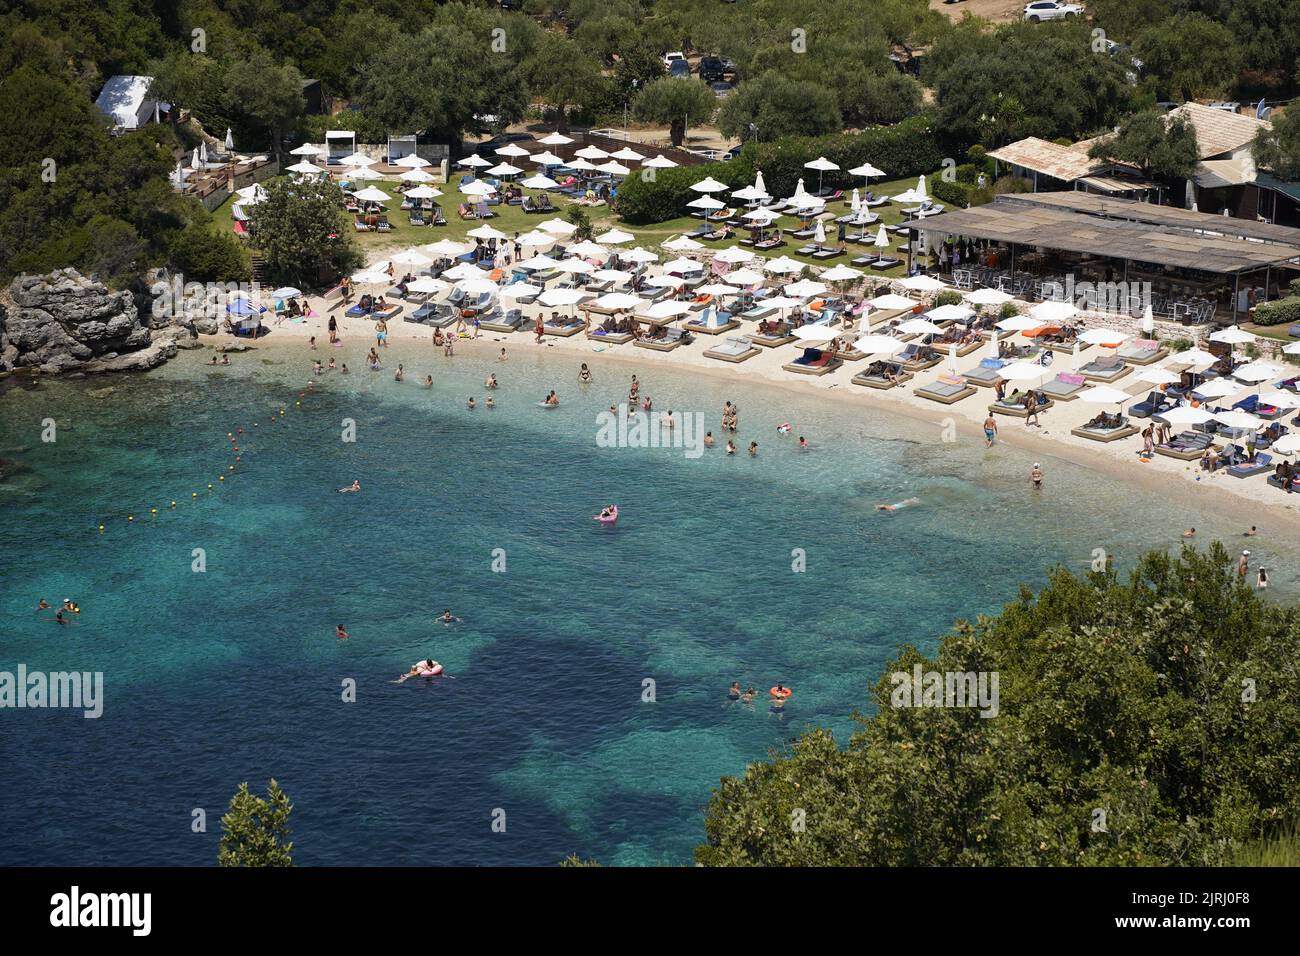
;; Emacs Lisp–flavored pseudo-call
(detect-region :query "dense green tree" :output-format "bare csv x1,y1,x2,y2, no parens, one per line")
718,71,842,142
633,77,717,147
698,545,1300,866
523,33,605,131
223,49,304,151
1088,111,1201,187
247,177,359,287
1132,14,1239,102
1253,107,1300,182
218,779,294,867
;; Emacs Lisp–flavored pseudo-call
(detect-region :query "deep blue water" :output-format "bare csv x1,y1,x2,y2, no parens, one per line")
2,343,1294,865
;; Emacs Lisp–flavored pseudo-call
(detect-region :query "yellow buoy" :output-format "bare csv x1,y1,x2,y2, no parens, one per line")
207,484,213,490
171,501,177,508
150,508,157,514
98,525,105,533
192,492,198,498
228,465,235,471
128,515,134,522
218,475,225,481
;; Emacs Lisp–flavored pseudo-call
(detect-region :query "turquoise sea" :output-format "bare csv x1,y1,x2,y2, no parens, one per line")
2,342,1295,866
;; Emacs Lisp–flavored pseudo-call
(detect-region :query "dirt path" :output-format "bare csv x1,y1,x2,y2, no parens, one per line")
930,0,1025,23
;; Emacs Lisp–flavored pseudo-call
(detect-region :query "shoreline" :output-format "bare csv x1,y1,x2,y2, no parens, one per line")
197,301,1300,538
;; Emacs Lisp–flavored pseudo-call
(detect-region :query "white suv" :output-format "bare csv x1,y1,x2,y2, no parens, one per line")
1023,2,1083,21
662,51,686,71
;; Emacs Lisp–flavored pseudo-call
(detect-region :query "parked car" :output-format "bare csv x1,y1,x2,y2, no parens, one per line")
662,51,687,71
698,55,727,83
1023,1,1083,21
668,59,691,78
474,132,532,156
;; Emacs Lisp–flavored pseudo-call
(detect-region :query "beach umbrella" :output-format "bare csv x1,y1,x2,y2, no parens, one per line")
351,270,391,285
423,239,467,257
1141,303,1155,335
1257,388,1300,409
1209,327,1256,345
687,195,725,211
1078,327,1129,346
1283,340,1300,355
1134,366,1182,386
611,147,646,162
1071,341,1082,371
517,230,554,248
1077,385,1132,406
732,185,770,202
394,154,431,168
813,220,827,247
591,269,633,284
926,304,975,324
519,255,562,270
520,174,560,190
271,286,302,299
764,256,805,275
190,147,201,169
538,218,577,235
530,151,564,166
1159,405,1214,427
235,183,268,202
539,287,587,307
1234,361,1281,383
224,128,234,150
567,240,606,258
1214,409,1265,430
598,160,631,176
575,145,609,160
351,186,391,204
404,185,442,200
873,225,892,249
898,274,945,293
467,224,508,241
487,162,523,177
698,283,740,297
849,162,885,180
290,144,322,156
538,132,574,146
690,176,729,193
407,277,449,295
1270,433,1300,455
856,335,907,356
622,247,659,264
498,283,542,299
742,208,782,225
1194,378,1245,399
567,157,599,172
494,143,531,158
340,152,375,167
868,294,919,311
200,141,209,164
458,277,499,295
947,343,960,374
896,318,945,337
1028,301,1078,324
457,154,491,168
442,263,487,281
965,288,1014,307
287,161,322,174
595,229,634,245
343,165,382,180
461,180,496,196
225,298,265,316
663,235,704,251
892,175,929,205
1170,346,1218,366
642,300,692,320
804,156,839,194
785,279,828,298
643,274,684,287
593,292,643,310
664,256,704,274
390,249,432,267
1000,360,1049,382
820,265,864,282
793,324,838,341
725,268,765,286
643,154,679,169
400,170,437,183
556,258,595,274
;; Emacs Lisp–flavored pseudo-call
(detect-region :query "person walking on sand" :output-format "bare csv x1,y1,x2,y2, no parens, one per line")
984,414,998,448
1030,462,1043,488
375,318,388,348
1025,391,1040,428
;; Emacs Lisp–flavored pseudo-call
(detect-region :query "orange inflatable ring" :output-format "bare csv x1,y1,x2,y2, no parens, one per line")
769,686,793,699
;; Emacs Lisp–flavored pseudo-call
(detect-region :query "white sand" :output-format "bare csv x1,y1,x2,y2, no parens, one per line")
211,289,1300,535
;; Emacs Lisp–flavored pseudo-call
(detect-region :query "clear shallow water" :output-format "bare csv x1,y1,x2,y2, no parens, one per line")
2,343,1296,866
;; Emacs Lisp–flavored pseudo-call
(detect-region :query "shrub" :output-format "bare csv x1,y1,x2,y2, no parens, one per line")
999,301,1021,319
1253,296,1300,327
167,226,250,283
1289,277,1300,297
965,144,987,165
994,175,1033,195
298,110,388,146
614,155,755,224
935,290,963,307
930,178,992,209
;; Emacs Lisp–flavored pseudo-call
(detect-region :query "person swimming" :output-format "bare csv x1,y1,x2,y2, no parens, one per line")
741,686,757,703
61,599,79,614
467,397,476,409
728,681,741,700
338,480,361,493
38,599,51,610
544,390,560,406
798,436,809,449
335,624,350,641
877,497,920,512
485,374,498,389
397,659,443,682
485,397,495,409
578,363,592,383
440,608,461,625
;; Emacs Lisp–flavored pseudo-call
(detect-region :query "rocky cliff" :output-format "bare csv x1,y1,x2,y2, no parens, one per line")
0,269,197,376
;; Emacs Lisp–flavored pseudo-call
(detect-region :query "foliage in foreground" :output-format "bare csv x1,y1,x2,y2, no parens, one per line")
218,779,295,867
697,546,1300,866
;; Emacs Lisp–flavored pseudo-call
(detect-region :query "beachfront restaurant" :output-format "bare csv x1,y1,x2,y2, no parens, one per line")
910,193,1300,325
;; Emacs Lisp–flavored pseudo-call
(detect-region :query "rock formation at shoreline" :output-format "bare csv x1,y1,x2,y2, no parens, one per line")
0,269,197,376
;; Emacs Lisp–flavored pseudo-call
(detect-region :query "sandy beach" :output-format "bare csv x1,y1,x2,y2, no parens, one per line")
206,288,1300,537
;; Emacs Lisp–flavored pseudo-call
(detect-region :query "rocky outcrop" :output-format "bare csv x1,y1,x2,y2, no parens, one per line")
0,269,191,375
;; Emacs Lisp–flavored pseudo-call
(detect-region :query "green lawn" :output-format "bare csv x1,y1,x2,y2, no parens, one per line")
216,172,922,278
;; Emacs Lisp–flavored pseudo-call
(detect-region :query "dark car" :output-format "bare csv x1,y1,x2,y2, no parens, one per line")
668,59,691,78
699,56,726,83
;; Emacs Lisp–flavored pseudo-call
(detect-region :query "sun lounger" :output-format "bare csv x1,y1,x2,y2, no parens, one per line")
1070,420,1139,442
1228,453,1273,478
1039,371,1086,401
1130,391,1177,419
750,329,796,347
1155,432,1216,460
586,328,634,344
1078,355,1130,383
704,336,761,363
783,347,842,376
686,311,740,335
851,363,913,389
1116,339,1169,366
541,317,585,337
635,327,692,351
870,257,901,270
962,359,1006,387
478,309,527,332
896,344,942,372
915,375,976,405
989,396,1054,418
